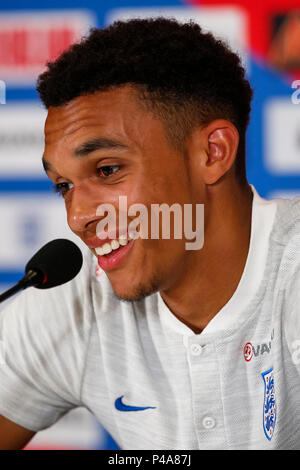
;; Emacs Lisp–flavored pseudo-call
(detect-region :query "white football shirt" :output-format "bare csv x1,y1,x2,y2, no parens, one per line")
0,186,300,449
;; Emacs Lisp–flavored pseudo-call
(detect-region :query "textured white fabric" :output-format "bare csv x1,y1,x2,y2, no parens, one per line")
1,186,300,449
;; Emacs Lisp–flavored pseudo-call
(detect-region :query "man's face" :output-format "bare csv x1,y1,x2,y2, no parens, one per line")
43,86,200,300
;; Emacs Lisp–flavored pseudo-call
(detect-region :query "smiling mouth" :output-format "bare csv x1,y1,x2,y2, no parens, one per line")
95,234,131,256
96,236,135,271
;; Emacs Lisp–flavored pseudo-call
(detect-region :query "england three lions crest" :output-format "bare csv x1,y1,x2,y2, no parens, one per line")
261,367,277,440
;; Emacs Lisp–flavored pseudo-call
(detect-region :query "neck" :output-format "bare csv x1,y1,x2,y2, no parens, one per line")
159,180,253,334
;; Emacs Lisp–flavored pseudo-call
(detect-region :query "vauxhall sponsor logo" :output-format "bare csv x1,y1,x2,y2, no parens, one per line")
243,330,274,362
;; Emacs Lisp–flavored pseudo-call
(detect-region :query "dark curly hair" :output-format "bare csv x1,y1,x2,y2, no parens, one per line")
37,17,253,184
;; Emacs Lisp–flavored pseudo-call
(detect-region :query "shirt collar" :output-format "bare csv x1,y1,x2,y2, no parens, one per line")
157,185,278,337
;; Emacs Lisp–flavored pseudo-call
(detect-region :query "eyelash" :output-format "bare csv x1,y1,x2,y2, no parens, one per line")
53,165,121,196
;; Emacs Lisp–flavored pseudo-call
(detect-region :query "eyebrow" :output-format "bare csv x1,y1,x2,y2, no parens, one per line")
42,137,128,174
73,137,128,157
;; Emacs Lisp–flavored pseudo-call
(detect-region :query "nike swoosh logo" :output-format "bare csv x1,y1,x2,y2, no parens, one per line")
115,395,156,412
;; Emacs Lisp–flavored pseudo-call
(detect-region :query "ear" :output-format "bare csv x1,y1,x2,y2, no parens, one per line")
188,119,239,185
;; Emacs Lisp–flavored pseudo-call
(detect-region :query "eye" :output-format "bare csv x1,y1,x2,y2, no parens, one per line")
97,165,121,178
53,165,121,196
53,182,74,196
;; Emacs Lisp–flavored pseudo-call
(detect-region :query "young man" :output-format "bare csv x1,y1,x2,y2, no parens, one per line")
0,17,299,450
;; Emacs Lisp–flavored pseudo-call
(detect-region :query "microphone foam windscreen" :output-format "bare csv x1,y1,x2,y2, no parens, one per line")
25,238,83,289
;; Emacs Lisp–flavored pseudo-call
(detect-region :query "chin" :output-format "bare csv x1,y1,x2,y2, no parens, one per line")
110,274,161,302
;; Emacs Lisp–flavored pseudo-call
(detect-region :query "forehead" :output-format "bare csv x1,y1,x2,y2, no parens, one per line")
44,86,154,150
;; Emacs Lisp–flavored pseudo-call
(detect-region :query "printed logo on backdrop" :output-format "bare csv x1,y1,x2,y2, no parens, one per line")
19,214,41,248
268,11,300,77
264,97,300,175
0,194,83,270
0,103,47,177
291,80,300,105
261,367,276,441
0,10,95,86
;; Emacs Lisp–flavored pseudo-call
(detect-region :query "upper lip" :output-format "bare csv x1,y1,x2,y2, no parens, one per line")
84,231,129,249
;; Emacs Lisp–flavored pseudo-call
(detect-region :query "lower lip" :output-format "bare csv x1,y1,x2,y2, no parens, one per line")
97,240,134,271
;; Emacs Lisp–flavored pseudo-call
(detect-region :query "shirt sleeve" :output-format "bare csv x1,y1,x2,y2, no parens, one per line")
0,253,94,432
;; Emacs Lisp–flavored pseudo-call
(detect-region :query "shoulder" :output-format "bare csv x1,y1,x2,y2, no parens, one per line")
270,196,300,246
267,197,300,352
262,195,300,288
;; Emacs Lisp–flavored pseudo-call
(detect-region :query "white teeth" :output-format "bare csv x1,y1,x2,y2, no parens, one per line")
119,237,128,246
95,237,128,256
111,239,120,250
102,243,112,255
128,231,136,239
95,246,104,256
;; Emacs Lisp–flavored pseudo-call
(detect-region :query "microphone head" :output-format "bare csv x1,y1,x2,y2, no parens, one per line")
25,238,83,289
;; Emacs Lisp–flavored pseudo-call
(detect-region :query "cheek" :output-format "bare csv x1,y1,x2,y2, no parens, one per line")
136,228,187,262
125,186,192,243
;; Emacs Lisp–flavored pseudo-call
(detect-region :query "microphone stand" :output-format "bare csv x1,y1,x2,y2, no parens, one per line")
0,270,44,304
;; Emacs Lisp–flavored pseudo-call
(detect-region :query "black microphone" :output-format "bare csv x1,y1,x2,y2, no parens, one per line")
0,239,83,304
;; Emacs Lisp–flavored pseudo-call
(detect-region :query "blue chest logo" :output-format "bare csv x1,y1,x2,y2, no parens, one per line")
115,396,156,412
261,367,277,440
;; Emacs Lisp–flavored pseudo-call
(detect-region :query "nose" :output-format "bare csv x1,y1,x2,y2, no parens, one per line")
67,184,100,234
